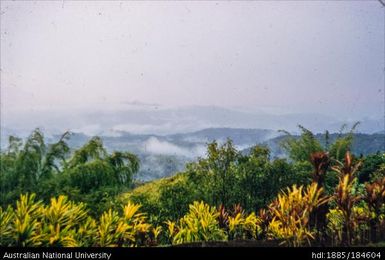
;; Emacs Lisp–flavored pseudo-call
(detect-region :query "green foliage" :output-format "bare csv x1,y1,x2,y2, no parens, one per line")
13,194,43,246
0,206,14,246
66,137,139,191
365,176,385,243
0,130,70,206
170,201,227,244
280,123,359,163
236,148,309,212
0,130,139,215
157,175,196,222
124,174,195,225
267,183,330,246
108,151,140,185
68,137,107,167
228,212,260,240
330,152,366,245
190,140,240,207
186,141,309,212
328,123,360,161
280,125,324,162
124,141,311,224
358,153,385,183
39,195,88,246
326,208,344,244
97,209,125,247
0,194,152,247
67,160,116,192
1,127,385,247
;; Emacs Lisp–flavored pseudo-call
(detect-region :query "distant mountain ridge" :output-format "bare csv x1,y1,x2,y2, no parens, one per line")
260,132,385,159
1,127,384,181
3,105,383,139
168,128,280,145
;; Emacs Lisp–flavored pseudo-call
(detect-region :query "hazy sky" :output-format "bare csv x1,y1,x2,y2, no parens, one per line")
1,1,384,119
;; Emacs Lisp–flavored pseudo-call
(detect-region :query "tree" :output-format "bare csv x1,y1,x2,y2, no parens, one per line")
107,152,140,186
65,137,139,192
280,125,324,162
280,123,359,163
186,140,239,208
0,129,70,206
357,153,385,183
328,123,359,161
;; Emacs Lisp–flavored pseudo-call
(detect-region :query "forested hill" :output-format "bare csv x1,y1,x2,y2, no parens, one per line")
263,132,385,158
1,126,385,247
60,128,384,180
2,127,384,181
57,128,384,156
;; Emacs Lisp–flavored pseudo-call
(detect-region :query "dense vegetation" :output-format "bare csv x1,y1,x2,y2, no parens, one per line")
0,130,139,216
1,126,384,247
42,128,384,181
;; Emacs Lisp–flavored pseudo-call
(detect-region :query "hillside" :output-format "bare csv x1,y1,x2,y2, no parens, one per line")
263,132,385,158
57,128,281,180
64,129,385,180
1,127,385,248
4,127,382,181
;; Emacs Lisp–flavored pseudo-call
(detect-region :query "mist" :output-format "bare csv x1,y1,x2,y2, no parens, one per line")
142,137,206,158
1,1,383,131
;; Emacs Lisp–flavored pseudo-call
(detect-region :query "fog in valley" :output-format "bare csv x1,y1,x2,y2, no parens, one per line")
1,1,384,179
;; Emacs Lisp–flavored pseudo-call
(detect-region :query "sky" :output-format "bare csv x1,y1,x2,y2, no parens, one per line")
1,1,384,121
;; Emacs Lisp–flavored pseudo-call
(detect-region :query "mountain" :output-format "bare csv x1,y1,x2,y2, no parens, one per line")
3,106,383,175
57,128,281,181
3,105,383,141
169,128,279,145
261,132,385,159
2,123,384,181
59,128,385,180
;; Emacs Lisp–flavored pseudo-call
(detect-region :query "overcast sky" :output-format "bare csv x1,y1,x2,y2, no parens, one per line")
1,1,384,119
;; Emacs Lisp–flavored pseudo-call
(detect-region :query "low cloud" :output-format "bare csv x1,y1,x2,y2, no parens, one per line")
142,137,205,158
112,121,217,135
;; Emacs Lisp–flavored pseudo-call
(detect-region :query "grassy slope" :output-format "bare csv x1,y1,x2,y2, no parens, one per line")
119,173,187,204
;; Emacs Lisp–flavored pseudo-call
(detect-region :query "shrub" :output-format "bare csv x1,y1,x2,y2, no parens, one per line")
267,183,329,246
171,201,227,244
